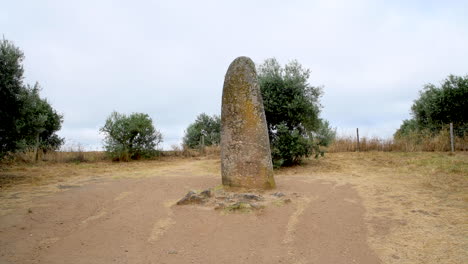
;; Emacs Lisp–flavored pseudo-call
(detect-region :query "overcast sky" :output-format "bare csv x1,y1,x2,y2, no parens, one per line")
2,0,467,150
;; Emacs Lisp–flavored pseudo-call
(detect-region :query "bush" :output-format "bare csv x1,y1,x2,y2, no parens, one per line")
100,111,162,161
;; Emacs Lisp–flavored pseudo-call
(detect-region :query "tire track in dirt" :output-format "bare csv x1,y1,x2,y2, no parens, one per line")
283,196,315,264
148,200,178,243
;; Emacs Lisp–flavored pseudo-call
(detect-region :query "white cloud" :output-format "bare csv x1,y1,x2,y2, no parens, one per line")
2,0,467,150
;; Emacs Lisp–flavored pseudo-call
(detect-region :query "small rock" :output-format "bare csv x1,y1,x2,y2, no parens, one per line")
200,189,212,198
250,203,264,210
214,203,226,210
176,191,206,205
271,192,285,197
411,209,431,216
168,250,178,255
226,202,252,212
235,193,264,201
283,198,292,204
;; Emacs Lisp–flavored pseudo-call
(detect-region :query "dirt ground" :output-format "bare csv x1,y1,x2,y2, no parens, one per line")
0,152,466,264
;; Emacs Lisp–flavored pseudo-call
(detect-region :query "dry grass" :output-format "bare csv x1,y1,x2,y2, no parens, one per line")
163,145,220,158
3,144,221,165
328,130,468,152
4,148,106,164
328,136,395,152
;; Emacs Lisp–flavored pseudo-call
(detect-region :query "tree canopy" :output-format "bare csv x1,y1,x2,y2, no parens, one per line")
0,38,63,158
395,75,468,137
257,58,335,166
16,83,64,151
100,111,163,161
183,113,220,148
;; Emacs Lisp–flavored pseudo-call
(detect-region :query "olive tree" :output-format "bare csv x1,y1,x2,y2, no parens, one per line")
0,38,63,159
257,58,335,166
100,112,162,160
395,74,468,137
183,113,220,148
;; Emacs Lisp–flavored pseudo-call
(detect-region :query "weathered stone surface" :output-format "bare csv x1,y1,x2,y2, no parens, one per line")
176,191,207,205
199,189,212,198
221,56,276,189
234,193,264,201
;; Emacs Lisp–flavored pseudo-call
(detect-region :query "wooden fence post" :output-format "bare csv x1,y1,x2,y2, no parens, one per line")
356,128,360,152
34,132,40,162
450,123,454,153
201,135,205,154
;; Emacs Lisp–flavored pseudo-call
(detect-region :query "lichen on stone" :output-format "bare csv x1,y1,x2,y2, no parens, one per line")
220,56,276,189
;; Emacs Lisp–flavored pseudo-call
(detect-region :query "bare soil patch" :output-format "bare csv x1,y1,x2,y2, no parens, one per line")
0,152,466,264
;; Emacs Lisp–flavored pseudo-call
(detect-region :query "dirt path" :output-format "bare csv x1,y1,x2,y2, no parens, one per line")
0,158,380,264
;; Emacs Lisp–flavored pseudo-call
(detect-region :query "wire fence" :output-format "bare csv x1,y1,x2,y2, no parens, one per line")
328,123,467,152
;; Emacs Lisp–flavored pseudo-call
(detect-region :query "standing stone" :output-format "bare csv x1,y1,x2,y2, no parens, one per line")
221,56,275,189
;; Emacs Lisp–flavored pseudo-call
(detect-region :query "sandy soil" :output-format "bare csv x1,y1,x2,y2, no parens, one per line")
0,153,466,264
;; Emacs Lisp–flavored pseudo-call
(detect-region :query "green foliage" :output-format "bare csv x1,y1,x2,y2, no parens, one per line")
0,38,63,158
395,119,419,138
0,38,25,156
396,75,468,138
100,111,163,161
257,58,335,166
314,119,336,148
183,113,220,148
270,124,313,167
15,83,64,151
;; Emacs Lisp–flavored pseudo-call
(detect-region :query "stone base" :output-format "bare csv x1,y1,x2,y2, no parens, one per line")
176,186,295,213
